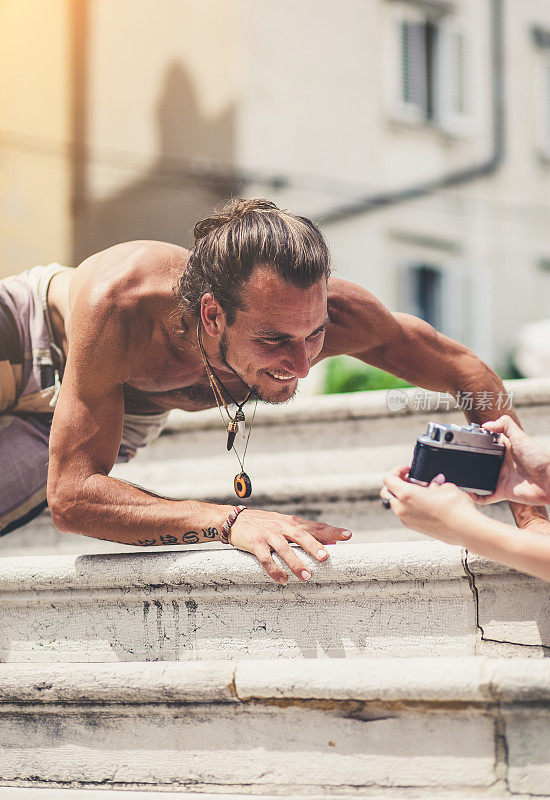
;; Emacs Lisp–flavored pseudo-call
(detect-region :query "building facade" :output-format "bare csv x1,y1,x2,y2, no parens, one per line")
2,0,550,374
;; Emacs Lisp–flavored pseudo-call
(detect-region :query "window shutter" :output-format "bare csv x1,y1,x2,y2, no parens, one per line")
400,20,428,116
436,19,472,133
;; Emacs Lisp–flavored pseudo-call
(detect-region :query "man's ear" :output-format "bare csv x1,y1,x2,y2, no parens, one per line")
200,293,225,337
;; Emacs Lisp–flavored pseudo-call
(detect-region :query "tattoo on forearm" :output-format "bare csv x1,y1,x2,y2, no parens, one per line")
159,534,179,545
132,528,218,547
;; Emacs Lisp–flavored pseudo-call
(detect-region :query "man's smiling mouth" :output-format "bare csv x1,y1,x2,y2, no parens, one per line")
266,370,297,382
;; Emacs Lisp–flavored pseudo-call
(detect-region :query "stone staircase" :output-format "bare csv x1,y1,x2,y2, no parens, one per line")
1,379,550,797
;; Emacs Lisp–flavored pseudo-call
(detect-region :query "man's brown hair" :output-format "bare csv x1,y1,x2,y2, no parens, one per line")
178,198,331,325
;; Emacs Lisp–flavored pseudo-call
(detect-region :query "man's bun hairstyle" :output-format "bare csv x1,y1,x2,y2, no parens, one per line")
178,198,330,326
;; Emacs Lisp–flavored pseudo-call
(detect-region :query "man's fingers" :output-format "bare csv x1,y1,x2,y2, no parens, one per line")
255,548,288,586
269,539,312,581
315,522,352,545
291,517,352,548
290,528,332,561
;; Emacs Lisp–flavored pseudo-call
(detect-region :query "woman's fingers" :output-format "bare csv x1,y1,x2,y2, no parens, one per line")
482,415,519,440
383,470,411,499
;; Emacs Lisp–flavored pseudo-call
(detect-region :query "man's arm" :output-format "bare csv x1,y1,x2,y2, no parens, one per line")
324,278,548,529
48,278,351,584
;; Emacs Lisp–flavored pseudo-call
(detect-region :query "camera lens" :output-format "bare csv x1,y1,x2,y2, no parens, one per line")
444,431,454,443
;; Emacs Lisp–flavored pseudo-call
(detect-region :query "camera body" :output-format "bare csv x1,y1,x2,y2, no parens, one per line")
409,422,505,495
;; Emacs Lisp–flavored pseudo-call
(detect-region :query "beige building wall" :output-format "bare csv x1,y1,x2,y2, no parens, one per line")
74,0,244,263
238,0,550,372
0,0,72,277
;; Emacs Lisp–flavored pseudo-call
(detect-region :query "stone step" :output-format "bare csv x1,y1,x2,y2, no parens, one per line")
163,377,550,439
2,792,525,800
109,378,550,497
1,791,395,800
0,485,515,557
2,379,547,555
1,542,549,664
0,657,548,796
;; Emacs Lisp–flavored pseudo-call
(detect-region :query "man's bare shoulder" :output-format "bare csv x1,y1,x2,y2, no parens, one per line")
322,277,398,357
68,240,189,314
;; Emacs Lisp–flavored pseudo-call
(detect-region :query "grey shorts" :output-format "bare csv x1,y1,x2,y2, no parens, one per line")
0,264,169,536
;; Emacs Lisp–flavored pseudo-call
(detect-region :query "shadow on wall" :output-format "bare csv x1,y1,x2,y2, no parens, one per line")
73,61,239,264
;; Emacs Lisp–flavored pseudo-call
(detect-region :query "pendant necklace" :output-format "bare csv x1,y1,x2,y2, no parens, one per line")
197,321,258,498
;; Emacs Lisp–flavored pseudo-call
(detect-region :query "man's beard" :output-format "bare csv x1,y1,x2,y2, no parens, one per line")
219,332,298,405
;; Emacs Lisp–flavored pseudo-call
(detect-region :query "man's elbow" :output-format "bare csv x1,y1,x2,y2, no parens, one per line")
47,484,78,534
450,348,502,393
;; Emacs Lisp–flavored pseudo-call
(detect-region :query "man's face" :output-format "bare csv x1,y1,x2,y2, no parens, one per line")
219,266,329,403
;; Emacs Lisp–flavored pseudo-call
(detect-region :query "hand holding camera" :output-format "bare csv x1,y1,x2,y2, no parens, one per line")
474,415,550,506
381,416,550,581
408,421,505,495
381,465,479,544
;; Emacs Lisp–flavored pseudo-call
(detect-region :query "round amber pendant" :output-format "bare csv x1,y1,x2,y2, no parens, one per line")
234,472,252,498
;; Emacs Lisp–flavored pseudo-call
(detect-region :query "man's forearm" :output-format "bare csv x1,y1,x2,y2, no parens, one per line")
49,473,235,546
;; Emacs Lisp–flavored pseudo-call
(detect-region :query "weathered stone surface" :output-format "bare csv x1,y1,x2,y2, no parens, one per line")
506,707,550,796
235,657,489,702
1,791,394,800
3,657,549,793
0,703,497,791
0,542,478,663
1,542,548,663
0,661,237,704
236,656,550,703
466,552,550,651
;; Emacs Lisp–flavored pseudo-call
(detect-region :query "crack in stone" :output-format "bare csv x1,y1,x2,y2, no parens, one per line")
493,701,511,793
462,549,550,653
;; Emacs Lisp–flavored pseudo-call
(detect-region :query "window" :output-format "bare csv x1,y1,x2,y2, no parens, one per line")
389,4,471,132
398,259,470,344
404,263,443,329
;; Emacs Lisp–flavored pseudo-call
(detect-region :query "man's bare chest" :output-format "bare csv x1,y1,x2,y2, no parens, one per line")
123,349,249,414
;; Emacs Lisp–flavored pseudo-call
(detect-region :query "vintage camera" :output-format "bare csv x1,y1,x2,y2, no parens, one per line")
408,422,505,495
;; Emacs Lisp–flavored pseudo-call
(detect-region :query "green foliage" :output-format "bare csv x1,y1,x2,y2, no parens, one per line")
323,356,413,394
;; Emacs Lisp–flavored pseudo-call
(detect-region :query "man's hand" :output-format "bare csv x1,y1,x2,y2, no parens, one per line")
381,466,479,545
470,416,550,507
229,509,352,584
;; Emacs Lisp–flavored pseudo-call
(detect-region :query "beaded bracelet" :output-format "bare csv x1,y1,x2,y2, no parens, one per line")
220,505,247,545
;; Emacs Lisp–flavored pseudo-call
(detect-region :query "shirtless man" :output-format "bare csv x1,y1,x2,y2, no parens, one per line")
0,198,546,584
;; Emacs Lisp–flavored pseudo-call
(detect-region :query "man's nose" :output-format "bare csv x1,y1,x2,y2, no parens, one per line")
284,342,310,378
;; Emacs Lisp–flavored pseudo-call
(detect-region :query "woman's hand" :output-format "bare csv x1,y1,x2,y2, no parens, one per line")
473,416,550,506
380,466,480,546
229,508,352,585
